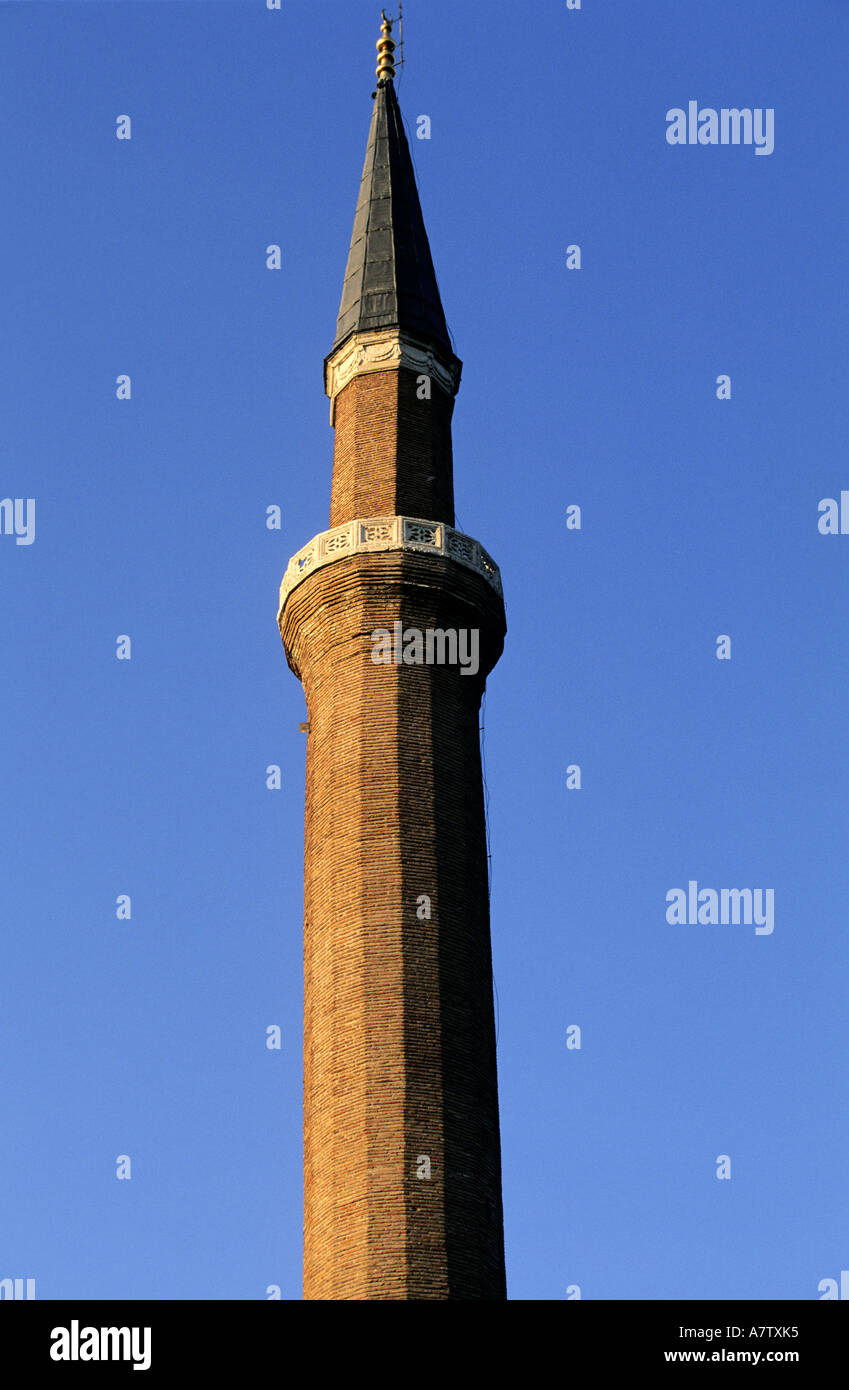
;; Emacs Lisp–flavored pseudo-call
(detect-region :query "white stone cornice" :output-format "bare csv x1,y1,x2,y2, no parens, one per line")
324,329,461,411
278,515,502,622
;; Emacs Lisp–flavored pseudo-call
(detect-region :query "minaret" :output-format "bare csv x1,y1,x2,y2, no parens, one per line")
278,13,507,1301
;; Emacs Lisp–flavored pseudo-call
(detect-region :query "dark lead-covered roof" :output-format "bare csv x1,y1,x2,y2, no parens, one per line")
333,79,452,356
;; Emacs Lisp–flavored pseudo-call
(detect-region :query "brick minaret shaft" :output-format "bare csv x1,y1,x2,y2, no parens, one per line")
279,15,507,1300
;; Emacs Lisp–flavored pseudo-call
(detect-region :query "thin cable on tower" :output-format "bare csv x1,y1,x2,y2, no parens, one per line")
481,689,492,902
480,688,499,1045
395,2,405,83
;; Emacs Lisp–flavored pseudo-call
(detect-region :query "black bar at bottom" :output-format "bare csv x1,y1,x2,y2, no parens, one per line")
1,1299,845,1377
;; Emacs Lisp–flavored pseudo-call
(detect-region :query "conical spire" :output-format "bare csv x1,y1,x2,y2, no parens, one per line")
332,14,453,356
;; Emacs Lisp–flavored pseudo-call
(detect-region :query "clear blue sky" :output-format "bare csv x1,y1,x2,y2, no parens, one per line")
1,0,847,1301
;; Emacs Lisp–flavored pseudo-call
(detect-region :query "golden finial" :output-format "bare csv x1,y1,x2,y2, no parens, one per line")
376,10,396,83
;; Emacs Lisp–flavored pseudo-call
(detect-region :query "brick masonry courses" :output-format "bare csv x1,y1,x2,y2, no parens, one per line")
329,369,456,529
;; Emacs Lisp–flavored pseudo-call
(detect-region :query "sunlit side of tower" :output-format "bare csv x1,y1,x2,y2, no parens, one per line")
278,15,507,1300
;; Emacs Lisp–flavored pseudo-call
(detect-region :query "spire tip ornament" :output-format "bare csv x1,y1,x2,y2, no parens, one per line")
376,10,396,83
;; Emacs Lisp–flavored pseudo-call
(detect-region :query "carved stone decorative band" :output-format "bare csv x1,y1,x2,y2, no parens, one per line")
278,515,503,617
323,329,462,404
